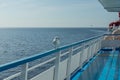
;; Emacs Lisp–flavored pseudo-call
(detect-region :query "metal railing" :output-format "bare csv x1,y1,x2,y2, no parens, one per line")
0,35,103,80
102,34,120,49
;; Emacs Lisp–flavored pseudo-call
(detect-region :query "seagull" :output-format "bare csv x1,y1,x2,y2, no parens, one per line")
52,36,60,49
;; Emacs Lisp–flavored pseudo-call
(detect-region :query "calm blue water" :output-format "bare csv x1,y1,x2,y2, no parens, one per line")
0,28,106,65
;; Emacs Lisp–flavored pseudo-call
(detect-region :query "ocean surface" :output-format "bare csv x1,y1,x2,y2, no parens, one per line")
0,28,106,65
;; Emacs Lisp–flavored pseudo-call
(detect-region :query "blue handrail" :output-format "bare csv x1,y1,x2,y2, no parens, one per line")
104,34,120,36
0,35,103,72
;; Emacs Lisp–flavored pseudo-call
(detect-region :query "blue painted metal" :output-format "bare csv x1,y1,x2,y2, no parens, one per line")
101,48,113,51
0,49,58,72
104,34,120,36
71,49,120,80
118,66,120,80
92,50,119,80
98,51,114,80
107,51,118,80
101,48,120,51
72,51,111,80
0,35,102,72
71,51,101,80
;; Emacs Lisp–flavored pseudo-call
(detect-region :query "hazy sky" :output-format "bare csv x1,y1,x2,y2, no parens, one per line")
0,0,119,28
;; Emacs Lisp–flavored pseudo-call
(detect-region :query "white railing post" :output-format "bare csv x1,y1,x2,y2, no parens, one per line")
98,39,101,50
79,43,85,68
98,39,100,51
95,39,99,53
21,63,28,80
89,41,93,58
97,39,101,51
91,41,95,57
94,40,97,55
54,51,61,80
87,42,91,61
98,40,100,51
66,47,73,80
99,38,102,49
94,40,97,54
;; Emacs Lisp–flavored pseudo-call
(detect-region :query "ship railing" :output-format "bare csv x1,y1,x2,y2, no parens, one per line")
0,35,103,80
101,34,120,49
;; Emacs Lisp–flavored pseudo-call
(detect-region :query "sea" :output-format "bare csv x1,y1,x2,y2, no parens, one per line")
0,28,106,65
0,28,107,79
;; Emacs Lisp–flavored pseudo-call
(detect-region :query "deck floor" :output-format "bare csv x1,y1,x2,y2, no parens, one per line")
72,50,120,80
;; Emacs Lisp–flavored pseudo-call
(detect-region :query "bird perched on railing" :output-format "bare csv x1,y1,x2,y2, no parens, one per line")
52,36,60,49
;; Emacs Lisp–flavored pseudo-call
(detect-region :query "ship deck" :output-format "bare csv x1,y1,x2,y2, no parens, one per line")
72,50,120,80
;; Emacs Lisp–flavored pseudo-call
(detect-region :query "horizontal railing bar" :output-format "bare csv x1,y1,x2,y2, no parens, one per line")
30,66,55,80
4,57,56,80
61,46,83,58
61,51,69,57
0,35,103,72
59,35,102,50
73,46,82,51
104,34,120,36
4,72,21,80
28,57,56,71
0,49,58,72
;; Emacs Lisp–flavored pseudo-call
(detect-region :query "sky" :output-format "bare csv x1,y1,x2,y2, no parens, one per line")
0,0,119,28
